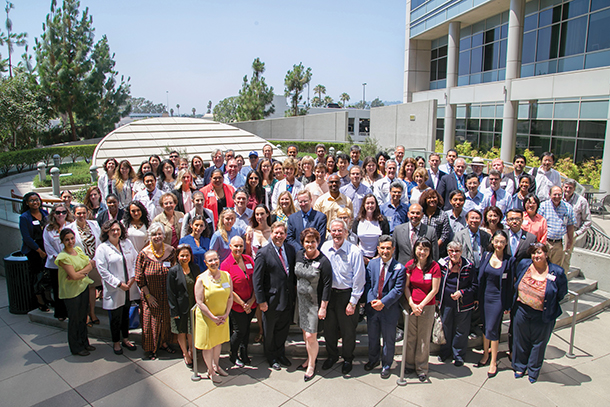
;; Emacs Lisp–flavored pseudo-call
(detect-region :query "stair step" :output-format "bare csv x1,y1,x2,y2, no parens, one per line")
567,266,581,280
565,277,598,299
555,290,610,330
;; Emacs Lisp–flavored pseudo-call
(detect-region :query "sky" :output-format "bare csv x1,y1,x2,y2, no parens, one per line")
9,0,407,113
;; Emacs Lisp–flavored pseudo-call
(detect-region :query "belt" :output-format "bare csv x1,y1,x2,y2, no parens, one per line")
547,238,563,243
331,288,352,293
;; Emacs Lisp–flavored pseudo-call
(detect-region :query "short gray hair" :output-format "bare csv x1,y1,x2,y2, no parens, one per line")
563,178,577,187
148,222,165,238
447,241,463,252
210,149,224,160
329,219,347,231
390,181,404,191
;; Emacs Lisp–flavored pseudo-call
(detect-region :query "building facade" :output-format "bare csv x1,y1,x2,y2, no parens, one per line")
404,0,610,190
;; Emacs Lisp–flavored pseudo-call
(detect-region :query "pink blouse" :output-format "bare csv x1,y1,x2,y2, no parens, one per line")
522,213,547,244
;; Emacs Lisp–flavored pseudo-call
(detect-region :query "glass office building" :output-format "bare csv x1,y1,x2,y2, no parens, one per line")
404,0,610,169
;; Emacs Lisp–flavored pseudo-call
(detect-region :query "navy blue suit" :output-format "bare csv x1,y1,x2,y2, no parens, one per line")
437,173,465,211
286,209,327,252
425,169,446,190
512,260,567,381
364,257,406,368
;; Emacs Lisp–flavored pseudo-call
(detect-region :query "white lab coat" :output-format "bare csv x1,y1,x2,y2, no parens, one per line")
95,240,140,310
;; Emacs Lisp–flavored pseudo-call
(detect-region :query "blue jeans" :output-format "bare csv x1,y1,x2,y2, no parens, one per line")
439,305,471,362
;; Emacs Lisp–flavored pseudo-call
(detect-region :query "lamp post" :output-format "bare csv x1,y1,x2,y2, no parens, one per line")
166,91,169,113
362,83,367,109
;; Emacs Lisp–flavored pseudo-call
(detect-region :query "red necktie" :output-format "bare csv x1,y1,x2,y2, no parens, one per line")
491,190,497,206
377,263,386,300
278,246,288,274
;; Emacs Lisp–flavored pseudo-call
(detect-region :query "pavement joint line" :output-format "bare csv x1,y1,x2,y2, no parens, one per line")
480,384,540,407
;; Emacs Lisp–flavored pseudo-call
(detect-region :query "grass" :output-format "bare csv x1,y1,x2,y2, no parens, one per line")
32,160,93,188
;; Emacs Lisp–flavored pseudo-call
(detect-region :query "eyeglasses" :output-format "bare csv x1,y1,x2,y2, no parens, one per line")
55,211,68,215
169,155,179,159
506,218,522,222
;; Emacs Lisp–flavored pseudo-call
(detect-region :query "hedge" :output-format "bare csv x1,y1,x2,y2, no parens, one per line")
273,141,351,154
0,145,96,176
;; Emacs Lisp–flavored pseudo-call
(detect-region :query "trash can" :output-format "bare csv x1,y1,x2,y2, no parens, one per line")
4,251,35,314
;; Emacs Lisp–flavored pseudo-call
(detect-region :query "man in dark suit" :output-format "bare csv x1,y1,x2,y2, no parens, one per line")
253,221,296,370
96,193,124,228
437,158,467,210
392,203,439,264
453,209,491,269
505,209,537,263
364,235,406,378
425,153,446,189
203,149,226,186
286,190,327,252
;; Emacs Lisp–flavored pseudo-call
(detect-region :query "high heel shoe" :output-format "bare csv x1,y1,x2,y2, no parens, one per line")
215,366,229,377
475,357,490,368
304,366,316,382
207,373,222,383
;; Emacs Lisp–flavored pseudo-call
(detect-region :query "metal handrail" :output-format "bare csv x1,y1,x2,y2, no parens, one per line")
566,289,579,359
190,304,201,381
396,309,409,386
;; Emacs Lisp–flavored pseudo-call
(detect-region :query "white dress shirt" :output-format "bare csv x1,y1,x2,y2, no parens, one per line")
321,239,366,305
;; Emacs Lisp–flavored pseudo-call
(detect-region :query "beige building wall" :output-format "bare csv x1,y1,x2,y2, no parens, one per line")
370,100,437,151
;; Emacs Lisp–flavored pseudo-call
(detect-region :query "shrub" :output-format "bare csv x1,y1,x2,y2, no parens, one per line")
0,145,96,177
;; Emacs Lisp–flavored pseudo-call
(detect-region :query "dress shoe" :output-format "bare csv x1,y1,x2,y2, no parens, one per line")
528,376,537,384
85,345,96,351
304,370,316,382
113,348,123,355
216,367,229,377
74,350,90,356
514,371,525,379
475,358,490,368
454,359,464,367
395,328,404,342
322,357,337,370
270,360,281,371
278,356,292,367
380,367,391,379
418,374,427,382
296,363,308,371
341,361,353,375
404,367,415,374
364,361,380,371
239,347,251,365
437,355,447,363
488,370,498,378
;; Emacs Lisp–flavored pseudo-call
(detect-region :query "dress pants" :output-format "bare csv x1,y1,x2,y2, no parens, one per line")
325,289,359,362
108,292,130,343
405,304,435,375
366,305,399,369
64,289,90,354
262,306,291,363
48,268,68,319
547,240,565,270
512,302,555,380
439,306,471,362
230,309,254,357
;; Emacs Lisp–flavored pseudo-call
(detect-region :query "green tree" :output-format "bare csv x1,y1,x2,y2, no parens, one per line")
0,73,51,148
340,92,350,107
371,97,384,107
213,96,239,123
176,103,180,116
284,62,312,117
0,1,27,78
323,95,333,106
310,96,321,108
237,57,275,121
192,107,196,116
35,0,130,141
207,100,212,114
312,84,326,107
127,96,165,114
170,108,174,116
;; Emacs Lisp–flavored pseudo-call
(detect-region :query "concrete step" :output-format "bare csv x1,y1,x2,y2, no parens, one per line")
565,276,598,300
555,289,610,330
567,266,581,280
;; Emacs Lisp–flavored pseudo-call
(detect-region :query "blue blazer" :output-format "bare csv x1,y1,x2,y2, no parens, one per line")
286,209,327,252
514,260,567,323
19,209,48,254
478,252,515,312
425,169,446,189
364,257,406,321
437,173,464,210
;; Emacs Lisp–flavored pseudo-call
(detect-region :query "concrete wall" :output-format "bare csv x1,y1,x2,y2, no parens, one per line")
571,248,610,292
231,111,350,142
370,100,437,152
0,221,25,276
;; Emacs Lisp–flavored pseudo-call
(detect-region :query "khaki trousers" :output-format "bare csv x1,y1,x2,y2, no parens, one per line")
405,304,435,375
547,240,565,268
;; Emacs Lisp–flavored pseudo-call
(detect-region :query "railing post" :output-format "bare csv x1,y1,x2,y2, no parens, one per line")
566,291,579,359
89,165,99,183
396,310,409,386
37,162,46,182
191,305,201,381
52,154,61,168
50,167,60,197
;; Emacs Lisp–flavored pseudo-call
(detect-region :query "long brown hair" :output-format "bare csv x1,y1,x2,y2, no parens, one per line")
47,203,74,232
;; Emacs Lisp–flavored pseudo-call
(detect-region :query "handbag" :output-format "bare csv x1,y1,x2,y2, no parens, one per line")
129,302,140,329
431,305,446,345
33,269,52,295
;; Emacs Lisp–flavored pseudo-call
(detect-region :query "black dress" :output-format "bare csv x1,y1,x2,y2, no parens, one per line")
294,251,332,334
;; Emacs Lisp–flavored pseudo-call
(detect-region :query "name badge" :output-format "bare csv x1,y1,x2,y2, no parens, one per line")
246,263,253,269
206,218,213,223
222,282,230,289
502,273,508,279
178,218,183,223
32,220,40,225
162,261,171,268
312,261,320,269
394,264,401,271
207,192,215,198
424,274,432,281
547,274,556,281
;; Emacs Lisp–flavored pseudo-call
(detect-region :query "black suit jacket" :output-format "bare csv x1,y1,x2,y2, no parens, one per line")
96,208,125,229
171,187,197,213
286,209,327,252
509,230,537,263
425,169,446,190
392,222,439,265
253,242,296,312
167,262,201,319
437,173,464,211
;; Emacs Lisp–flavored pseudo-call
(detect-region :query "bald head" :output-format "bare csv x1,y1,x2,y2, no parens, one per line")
408,203,423,226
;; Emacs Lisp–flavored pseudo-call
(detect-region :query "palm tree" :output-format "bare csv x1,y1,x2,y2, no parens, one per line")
0,2,27,77
170,108,174,116
340,93,350,108
323,95,333,106
192,107,196,117
313,84,326,101
176,103,180,116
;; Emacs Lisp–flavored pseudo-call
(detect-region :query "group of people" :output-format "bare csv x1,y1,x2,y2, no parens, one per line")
18,142,584,384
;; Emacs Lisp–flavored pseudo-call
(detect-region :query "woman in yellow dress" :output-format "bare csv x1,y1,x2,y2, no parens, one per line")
194,250,233,383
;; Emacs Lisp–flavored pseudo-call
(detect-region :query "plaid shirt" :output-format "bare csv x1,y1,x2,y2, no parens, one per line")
539,200,575,240
421,207,451,244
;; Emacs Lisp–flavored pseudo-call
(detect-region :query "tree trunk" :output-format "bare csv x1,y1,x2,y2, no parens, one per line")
67,106,77,141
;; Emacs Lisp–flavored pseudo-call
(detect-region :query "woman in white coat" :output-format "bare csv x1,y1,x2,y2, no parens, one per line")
95,219,140,355
68,204,102,327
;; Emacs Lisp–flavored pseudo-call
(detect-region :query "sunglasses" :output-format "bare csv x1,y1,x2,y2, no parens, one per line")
55,211,68,215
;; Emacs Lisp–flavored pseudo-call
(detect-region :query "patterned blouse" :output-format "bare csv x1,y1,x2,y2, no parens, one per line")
517,265,547,311
77,222,97,259
421,207,451,245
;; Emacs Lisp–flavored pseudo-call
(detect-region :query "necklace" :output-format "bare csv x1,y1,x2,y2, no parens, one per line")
150,242,165,259
209,271,221,283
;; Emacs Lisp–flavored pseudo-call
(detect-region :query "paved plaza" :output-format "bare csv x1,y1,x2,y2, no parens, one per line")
0,273,609,407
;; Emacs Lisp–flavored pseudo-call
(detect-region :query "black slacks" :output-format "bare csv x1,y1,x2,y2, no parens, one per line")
262,306,291,363
64,288,90,354
109,292,131,343
325,289,359,362
48,268,67,318
230,309,254,356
